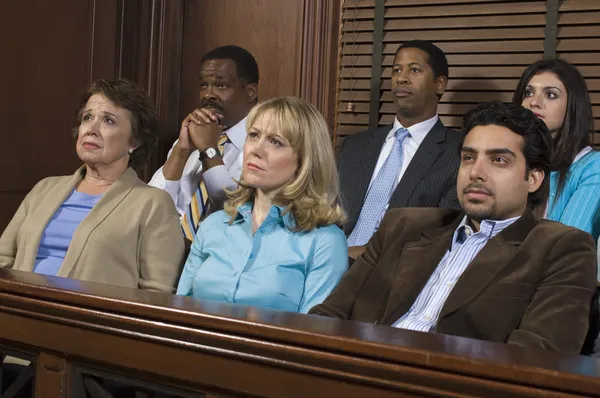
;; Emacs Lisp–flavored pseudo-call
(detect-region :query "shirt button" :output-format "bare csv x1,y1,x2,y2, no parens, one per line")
249,253,254,259
424,315,432,321
446,281,453,287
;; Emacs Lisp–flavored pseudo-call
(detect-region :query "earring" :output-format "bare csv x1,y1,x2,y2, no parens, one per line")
128,148,134,154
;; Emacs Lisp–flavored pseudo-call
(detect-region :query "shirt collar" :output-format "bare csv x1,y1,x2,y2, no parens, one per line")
223,115,249,150
452,215,521,247
229,201,296,230
388,114,439,145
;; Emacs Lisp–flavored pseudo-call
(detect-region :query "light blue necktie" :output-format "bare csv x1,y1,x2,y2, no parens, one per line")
348,127,410,246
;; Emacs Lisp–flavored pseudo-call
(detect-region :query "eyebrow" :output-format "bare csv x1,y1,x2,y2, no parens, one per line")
526,83,563,91
461,146,517,158
393,62,424,68
84,109,118,119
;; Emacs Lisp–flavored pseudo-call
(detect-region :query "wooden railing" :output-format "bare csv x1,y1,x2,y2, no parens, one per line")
1,268,600,397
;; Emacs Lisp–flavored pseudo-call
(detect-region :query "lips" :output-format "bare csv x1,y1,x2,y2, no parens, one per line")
533,112,544,119
246,162,264,171
82,142,101,149
393,89,412,97
464,184,493,199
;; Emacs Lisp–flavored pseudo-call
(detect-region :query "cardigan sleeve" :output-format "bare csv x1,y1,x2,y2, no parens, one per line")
137,190,186,292
551,153,600,240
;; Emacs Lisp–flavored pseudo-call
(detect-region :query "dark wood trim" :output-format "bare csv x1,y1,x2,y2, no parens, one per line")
544,0,560,59
368,0,385,131
300,0,342,131
1,269,600,397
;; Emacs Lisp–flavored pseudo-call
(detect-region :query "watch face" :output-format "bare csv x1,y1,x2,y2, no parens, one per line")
206,147,218,158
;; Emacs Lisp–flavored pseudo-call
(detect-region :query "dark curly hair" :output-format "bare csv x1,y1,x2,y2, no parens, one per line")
72,78,158,168
462,101,553,212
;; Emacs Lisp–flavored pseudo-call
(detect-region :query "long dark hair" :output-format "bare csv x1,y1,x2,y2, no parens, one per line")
512,58,594,200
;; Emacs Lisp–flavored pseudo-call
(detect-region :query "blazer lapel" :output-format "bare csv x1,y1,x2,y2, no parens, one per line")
438,211,538,319
58,168,139,278
382,214,464,324
348,125,390,226
20,168,85,272
389,119,446,208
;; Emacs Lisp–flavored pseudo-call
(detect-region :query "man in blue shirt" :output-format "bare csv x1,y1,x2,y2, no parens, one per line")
311,102,598,355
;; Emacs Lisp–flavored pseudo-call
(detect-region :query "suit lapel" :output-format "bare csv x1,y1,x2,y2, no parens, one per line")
389,120,446,208
58,168,139,278
348,125,390,227
438,211,538,319
382,214,464,324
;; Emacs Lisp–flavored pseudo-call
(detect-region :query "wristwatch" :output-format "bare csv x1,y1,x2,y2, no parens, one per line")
199,147,221,161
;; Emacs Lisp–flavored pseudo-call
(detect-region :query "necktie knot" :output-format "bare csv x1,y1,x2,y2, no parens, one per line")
395,127,410,140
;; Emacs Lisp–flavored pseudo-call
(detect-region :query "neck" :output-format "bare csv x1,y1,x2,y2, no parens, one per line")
396,108,436,128
251,189,278,231
83,161,128,187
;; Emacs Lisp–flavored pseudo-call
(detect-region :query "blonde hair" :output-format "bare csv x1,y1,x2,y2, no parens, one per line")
224,96,346,231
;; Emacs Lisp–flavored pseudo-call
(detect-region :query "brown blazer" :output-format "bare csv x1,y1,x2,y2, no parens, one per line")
0,167,185,292
310,208,597,354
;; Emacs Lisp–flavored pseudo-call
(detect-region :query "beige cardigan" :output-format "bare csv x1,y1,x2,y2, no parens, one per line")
0,167,185,292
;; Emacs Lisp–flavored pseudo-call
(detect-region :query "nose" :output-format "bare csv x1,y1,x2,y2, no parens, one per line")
528,91,543,109
249,137,267,158
202,85,217,102
394,69,410,85
84,117,100,135
469,158,487,182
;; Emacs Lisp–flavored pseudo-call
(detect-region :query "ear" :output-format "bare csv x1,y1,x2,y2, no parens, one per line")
527,167,545,194
436,75,448,97
246,83,258,104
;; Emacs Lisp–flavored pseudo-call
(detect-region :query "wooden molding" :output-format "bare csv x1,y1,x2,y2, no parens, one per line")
300,0,341,130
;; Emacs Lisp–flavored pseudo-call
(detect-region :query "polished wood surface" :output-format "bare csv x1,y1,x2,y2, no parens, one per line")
1,268,600,397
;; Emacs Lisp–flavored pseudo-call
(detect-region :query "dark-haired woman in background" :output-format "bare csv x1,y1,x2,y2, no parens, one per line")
513,58,600,243
0,79,184,291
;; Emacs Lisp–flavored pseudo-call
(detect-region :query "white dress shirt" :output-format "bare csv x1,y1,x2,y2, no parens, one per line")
369,114,439,188
365,114,439,227
148,116,247,216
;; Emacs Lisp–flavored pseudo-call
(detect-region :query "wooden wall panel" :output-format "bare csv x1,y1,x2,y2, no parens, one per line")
0,0,103,233
178,0,306,140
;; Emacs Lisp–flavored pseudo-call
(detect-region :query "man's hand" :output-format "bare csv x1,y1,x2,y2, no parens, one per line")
348,245,366,260
176,108,224,153
162,108,224,181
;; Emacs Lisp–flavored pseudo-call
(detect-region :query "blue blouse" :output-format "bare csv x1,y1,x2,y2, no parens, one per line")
547,150,600,241
34,189,102,276
176,203,349,313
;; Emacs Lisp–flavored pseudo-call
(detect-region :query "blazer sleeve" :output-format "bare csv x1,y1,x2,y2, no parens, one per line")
309,211,393,318
506,229,597,354
0,197,26,268
138,192,186,292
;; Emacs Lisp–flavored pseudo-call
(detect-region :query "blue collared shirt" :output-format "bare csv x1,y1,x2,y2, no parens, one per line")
176,202,349,313
393,215,520,331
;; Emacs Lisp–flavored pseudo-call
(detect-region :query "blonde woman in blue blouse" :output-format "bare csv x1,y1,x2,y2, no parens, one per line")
513,59,600,243
176,96,348,313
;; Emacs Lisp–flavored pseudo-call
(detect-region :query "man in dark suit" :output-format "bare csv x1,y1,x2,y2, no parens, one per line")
341,40,463,257
311,102,597,354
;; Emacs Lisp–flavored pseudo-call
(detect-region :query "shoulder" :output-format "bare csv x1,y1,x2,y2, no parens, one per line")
533,219,595,247
569,150,600,181
311,224,347,244
382,207,462,234
341,125,388,147
28,174,75,198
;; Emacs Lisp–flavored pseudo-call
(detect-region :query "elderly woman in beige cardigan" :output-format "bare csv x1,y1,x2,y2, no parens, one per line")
0,79,184,292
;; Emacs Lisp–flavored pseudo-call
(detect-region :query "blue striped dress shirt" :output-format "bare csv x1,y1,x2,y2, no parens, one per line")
393,215,520,332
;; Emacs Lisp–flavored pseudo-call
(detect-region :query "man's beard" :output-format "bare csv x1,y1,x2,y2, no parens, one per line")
464,201,497,221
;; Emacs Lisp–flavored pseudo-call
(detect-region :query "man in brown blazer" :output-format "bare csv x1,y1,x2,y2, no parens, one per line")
311,102,598,354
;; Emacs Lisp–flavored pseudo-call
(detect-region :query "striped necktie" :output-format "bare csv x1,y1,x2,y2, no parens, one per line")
181,133,229,240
